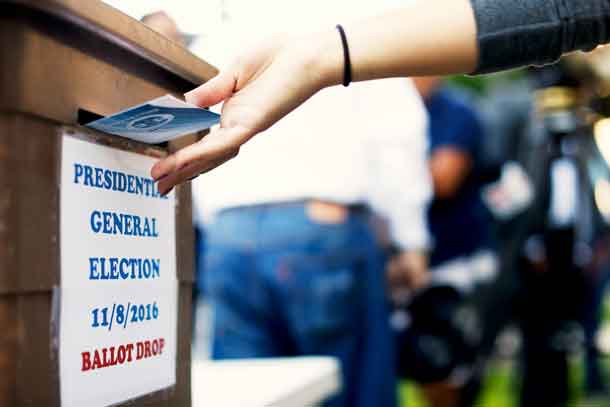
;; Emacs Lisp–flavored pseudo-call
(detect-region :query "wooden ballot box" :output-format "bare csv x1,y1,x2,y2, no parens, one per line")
0,1,217,406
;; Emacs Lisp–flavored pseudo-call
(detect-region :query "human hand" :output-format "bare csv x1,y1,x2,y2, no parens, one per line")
151,31,343,195
387,250,430,293
150,0,479,195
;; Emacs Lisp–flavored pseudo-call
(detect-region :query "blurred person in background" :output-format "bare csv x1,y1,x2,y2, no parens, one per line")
390,78,497,407
415,78,497,291
189,2,432,406
141,11,184,44
196,73,430,407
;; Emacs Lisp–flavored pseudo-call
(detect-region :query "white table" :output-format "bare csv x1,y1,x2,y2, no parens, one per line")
192,357,341,407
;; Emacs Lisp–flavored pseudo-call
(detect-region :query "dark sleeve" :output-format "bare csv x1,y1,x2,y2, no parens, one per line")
471,0,610,74
428,95,482,157
432,113,480,158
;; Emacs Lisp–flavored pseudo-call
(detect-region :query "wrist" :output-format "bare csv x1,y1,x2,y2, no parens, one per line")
297,29,345,91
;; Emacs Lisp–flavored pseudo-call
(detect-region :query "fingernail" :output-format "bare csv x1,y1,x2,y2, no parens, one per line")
184,91,195,103
151,171,164,181
150,166,161,180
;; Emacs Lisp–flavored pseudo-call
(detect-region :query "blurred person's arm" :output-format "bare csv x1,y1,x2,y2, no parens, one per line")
152,0,610,193
430,148,473,199
387,251,430,294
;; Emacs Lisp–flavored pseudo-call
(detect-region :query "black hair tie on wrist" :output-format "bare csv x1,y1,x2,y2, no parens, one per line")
336,24,352,87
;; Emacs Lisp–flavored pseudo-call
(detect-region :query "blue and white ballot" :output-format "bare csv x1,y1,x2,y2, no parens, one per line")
86,95,220,144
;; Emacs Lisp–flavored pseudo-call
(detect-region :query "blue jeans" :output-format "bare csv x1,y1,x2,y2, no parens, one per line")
203,202,396,407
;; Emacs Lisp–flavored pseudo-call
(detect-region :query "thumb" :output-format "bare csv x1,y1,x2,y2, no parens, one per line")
185,68,236,108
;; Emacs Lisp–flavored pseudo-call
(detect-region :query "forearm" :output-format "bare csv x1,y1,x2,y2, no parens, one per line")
314,0,478,87
313,0,610,88
348,0,478,80
429,149,473,199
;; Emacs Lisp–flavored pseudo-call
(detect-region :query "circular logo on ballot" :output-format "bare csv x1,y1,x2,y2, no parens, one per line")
127,114,174,131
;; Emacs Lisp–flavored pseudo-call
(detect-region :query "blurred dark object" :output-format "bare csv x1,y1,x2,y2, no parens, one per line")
582,237,610,395
396,286,479,384
513,83,593,407
459,59,610,407
513,83,592,407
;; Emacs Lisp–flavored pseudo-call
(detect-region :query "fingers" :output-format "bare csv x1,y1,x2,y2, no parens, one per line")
386,253,430,293
185,69,237,108
151,126,246,180
156,150,237,196
151,126,246,194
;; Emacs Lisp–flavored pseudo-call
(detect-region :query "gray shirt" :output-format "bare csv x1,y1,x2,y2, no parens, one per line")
472,0,610,73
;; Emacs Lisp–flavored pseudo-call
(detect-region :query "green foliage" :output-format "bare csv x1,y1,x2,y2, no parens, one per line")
399,360,516,407
446,70,527,96
399,357,610,407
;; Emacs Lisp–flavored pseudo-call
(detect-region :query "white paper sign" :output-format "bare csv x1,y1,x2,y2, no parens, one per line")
59,135,178,407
